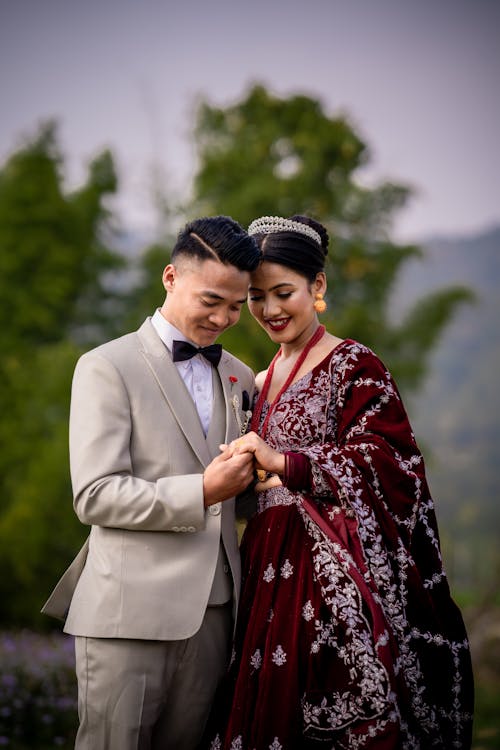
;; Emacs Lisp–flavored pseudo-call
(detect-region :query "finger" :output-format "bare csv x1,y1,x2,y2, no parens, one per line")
231,451,254,466
230,438,251,455
216,445,234,461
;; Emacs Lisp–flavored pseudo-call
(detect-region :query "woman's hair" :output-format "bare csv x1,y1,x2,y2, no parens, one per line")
247,214,329,281
172,215,261,272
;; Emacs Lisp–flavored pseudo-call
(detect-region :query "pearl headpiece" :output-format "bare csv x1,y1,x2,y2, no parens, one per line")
248,216,322,247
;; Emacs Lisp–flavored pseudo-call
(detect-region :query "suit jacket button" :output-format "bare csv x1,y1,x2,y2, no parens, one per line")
208,503,221,516
187,526,196,532
172,526,180,532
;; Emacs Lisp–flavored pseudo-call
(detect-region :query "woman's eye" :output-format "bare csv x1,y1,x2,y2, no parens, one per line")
277,292,292,299
248,295,263,302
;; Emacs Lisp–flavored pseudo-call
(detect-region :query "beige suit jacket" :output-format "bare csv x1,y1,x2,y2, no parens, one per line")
42,318,254,640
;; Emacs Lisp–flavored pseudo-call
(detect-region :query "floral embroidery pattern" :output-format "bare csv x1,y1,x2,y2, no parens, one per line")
302,600,315,621
280,559,294,579
250,649,262,670
271,645,287,666
263,563,275,583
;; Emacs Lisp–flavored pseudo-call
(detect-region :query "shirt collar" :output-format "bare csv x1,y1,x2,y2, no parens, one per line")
151,309,194,353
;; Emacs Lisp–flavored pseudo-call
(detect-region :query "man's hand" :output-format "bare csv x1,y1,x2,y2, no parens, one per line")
203,449,255,507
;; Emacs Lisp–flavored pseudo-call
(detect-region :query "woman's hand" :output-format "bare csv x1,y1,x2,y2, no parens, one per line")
220,432,285,477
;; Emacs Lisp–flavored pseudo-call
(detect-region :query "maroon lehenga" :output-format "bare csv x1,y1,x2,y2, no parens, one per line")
206,340,473,749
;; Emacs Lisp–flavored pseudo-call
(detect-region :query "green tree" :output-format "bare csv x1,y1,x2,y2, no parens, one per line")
0,124,125,626
188,84,472,387
0,122,125,353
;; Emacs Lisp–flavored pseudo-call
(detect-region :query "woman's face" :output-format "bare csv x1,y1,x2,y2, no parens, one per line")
248,261,325,346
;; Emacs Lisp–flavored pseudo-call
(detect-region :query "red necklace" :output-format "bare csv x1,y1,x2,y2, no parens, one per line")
251,325,325,440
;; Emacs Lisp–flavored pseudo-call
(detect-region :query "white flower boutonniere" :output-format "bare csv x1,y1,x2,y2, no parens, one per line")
229,376,252,435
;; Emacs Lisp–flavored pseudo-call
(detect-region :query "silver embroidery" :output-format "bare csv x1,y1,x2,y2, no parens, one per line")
250,649,262,670
302,600,315,621
272,645,287,666
263,563,275,582
280,559,294,579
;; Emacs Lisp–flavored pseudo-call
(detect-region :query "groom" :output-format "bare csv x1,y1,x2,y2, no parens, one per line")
42,216,260,750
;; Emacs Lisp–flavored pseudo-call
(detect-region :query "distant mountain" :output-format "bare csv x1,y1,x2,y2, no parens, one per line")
392,226,500,591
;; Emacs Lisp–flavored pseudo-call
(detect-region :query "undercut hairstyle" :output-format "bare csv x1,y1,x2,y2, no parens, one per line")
171,215,261,272
253,215,329,282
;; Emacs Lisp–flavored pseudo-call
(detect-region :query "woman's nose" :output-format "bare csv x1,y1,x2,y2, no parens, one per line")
263,298,281,318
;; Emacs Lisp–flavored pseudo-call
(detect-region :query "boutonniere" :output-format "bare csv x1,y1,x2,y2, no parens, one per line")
229,376,252,435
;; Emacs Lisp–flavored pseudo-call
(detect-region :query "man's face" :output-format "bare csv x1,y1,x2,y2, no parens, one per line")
161,257,250,346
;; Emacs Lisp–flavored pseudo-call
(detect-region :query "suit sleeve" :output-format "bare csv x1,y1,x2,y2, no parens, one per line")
69,352,206,532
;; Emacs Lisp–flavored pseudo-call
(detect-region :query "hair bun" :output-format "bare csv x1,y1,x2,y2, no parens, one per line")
289,215,328,254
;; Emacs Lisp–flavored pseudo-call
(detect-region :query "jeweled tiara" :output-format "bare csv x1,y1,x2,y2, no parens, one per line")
248,216,321,246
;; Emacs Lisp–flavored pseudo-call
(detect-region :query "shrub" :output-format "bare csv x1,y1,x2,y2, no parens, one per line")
0,630,77,748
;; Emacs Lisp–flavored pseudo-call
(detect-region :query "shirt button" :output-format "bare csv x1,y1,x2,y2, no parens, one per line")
223,564,229,574
208,503,221,516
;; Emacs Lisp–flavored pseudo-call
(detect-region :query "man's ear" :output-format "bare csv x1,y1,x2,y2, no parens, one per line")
162,264,176,293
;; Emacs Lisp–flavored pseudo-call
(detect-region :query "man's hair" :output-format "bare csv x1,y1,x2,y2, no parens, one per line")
171,215,261,271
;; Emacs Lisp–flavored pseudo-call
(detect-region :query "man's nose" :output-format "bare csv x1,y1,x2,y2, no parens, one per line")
208,309,230,328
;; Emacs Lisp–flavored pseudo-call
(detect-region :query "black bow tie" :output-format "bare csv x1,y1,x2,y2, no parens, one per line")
172,340,222,367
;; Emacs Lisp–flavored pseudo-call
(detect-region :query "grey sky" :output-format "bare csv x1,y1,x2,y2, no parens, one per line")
1,0,499,241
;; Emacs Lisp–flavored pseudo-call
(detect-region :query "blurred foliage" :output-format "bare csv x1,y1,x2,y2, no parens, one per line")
186,84,472,382
0,122,126,353
0,124,124,627
0,630,77,747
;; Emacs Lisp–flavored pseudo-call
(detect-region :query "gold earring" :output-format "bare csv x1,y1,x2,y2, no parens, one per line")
313,293,327,313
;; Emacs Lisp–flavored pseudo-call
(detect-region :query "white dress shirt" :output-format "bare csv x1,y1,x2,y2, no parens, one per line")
151,310,214,435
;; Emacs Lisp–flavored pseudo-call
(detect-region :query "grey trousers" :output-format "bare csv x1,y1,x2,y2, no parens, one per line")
73,604,232,750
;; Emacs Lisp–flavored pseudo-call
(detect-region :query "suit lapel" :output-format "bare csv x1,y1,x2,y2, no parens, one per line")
137,319,212,468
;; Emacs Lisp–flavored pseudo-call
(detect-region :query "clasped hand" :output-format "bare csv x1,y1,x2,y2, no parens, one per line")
219,432,284,491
